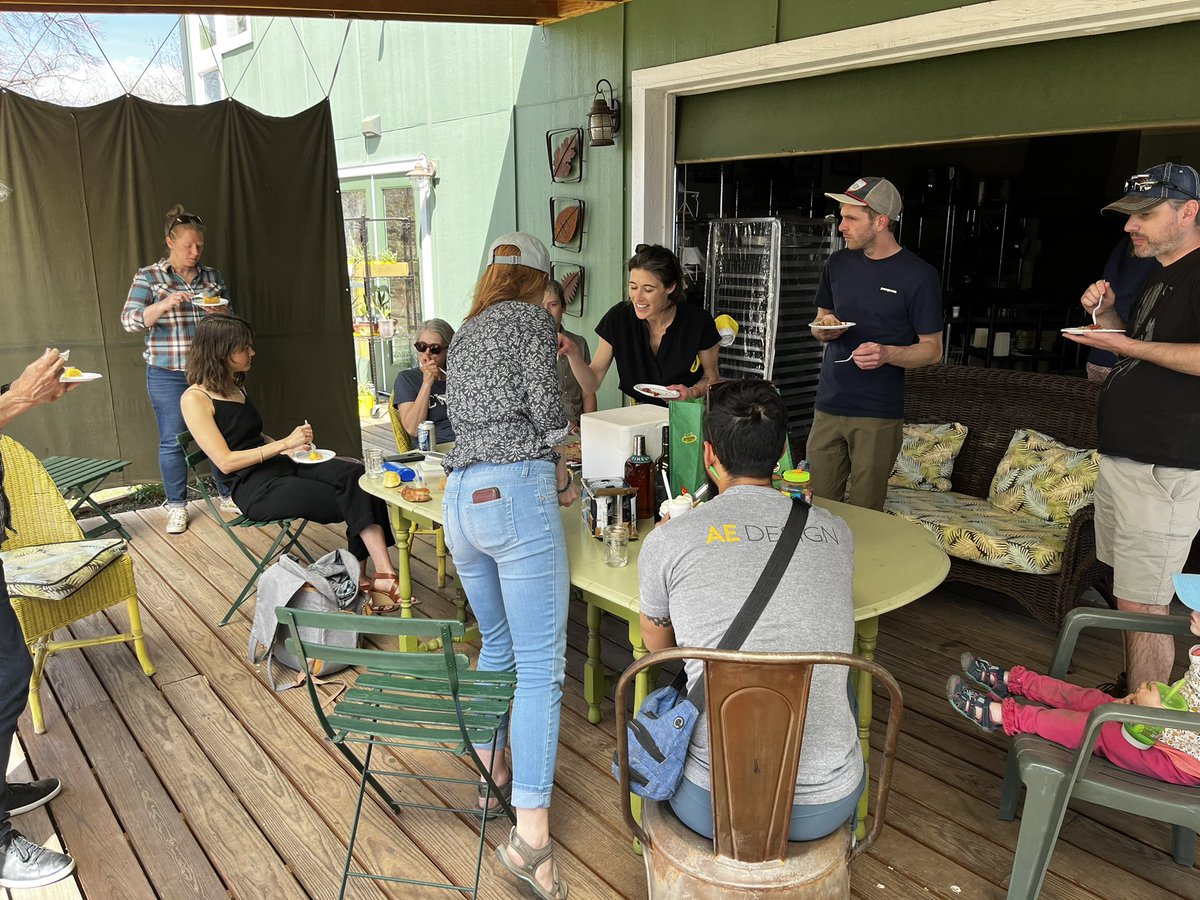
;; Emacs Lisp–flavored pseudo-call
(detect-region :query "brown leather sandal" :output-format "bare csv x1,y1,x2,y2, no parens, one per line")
365,572,419,613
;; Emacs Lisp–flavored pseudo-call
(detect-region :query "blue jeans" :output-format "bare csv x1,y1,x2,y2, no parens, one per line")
443,459,568,810
147,366,230,504
669,770,865,842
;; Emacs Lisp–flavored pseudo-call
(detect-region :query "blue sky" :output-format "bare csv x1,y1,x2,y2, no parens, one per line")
93,13,182,60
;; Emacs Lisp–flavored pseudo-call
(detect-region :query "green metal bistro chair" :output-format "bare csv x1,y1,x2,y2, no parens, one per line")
998,608,1200,900
275,608,516,898
177,430,314,625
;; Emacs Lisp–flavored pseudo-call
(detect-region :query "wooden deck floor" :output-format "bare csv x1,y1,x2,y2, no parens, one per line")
6,436,1200,898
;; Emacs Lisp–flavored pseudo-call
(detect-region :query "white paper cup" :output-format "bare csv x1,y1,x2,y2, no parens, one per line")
668,497,692,519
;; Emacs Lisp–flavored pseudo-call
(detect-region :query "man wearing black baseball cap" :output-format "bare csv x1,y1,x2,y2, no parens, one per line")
806,176,944,510
1066,162,1200,692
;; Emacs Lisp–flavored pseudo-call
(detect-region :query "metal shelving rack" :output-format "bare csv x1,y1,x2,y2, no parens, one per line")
705,216,842,440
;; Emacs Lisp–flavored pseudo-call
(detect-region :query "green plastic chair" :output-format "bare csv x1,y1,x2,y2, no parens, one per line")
177,430,314,625
998,607,1200,900
274,608,516,898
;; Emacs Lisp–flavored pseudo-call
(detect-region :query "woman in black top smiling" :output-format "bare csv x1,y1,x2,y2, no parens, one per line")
561,243,721,405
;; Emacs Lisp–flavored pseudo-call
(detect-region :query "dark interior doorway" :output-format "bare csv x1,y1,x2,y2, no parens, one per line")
679,127,1197,374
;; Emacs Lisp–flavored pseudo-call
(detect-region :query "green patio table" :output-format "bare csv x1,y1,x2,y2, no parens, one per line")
41,455,132,540
358,474,949,837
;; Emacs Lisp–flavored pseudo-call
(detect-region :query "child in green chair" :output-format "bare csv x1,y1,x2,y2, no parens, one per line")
947,611,1200,786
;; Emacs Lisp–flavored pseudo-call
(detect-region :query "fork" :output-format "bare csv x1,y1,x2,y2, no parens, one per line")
833,354,855,364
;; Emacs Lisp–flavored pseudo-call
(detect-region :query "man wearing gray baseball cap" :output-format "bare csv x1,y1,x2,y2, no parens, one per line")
1065,162,1200,693
807,176,944,510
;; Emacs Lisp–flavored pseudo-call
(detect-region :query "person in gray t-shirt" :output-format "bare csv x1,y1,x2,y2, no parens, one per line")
638,379,863,841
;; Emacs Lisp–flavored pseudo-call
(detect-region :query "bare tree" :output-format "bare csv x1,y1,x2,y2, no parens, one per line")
132,23,186,105
0,13,104,103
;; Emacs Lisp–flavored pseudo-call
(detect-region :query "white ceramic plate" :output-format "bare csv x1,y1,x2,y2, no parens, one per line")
1061,327,1125,335
192,296,229,308
293,448,335,464
809,322,856,330
60,372,103,383
634,383,680,400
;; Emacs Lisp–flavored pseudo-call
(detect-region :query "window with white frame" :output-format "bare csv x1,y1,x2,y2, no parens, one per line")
197,15,252,53
189,14,252,103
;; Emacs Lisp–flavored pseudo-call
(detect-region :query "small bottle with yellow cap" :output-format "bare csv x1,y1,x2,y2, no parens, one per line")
781,468,812,504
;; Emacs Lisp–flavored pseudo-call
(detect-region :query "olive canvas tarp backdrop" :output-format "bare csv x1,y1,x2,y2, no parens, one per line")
0,89,357,484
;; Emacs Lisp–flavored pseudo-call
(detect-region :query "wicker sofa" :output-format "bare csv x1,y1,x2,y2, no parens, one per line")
886,365,1105,630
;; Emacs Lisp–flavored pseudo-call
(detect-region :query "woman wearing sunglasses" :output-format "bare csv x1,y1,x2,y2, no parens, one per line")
392,318,456,443
120,205,235,536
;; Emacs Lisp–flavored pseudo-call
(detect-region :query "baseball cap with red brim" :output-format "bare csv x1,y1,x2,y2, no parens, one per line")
825,176,903,221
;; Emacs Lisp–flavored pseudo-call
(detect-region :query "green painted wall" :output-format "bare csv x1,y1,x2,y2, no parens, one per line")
676,22,1200,162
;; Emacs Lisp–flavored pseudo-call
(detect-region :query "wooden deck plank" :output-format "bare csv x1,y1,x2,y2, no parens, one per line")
3,739,81,900
44,624,304,897
119,517,489,899
17,697,155,900
158,678,394,900
124,508,633,899
65,702,227,899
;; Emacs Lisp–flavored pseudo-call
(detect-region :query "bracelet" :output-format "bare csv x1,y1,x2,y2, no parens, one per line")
258,447,264,464
557,477,572,494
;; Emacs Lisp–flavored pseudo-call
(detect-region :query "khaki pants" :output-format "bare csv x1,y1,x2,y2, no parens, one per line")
806,410,903,511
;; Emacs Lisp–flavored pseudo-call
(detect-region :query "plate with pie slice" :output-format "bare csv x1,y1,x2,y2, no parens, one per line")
192,296,229,307
1061,327,1125,335
809,321,856,330
634,383,680,400
60,371,103,383
293,448,335,464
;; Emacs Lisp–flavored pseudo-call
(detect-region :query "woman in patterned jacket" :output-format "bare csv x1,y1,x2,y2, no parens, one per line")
441,232,576,900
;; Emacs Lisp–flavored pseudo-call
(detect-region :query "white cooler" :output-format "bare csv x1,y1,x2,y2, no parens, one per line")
580,405,669,479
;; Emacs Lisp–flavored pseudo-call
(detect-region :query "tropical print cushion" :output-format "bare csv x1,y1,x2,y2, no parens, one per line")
0,539,126,601
988,428,1099,526
889,422,969,492
885,489,1067,575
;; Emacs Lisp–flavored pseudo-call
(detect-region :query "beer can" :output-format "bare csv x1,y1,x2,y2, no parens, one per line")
417,420,434,452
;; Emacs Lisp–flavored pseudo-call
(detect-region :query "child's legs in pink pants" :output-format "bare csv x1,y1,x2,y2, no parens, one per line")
1002,666,1195,785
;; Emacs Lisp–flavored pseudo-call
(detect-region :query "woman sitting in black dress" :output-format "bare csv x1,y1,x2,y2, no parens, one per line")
180,315,403,611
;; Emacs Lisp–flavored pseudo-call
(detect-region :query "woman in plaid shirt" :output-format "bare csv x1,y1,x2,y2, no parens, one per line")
121,205,235,535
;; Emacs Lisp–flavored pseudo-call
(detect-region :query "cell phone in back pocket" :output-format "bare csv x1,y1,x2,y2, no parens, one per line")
472,487,501,504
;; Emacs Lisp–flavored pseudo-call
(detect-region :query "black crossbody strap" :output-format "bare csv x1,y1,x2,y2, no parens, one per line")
681,498,810,709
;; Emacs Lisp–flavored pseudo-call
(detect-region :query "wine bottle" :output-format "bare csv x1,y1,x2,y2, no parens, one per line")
653,425,670,518
624,434,654,521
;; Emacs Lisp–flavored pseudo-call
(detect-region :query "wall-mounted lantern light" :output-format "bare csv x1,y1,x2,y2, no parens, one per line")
587,79,620,147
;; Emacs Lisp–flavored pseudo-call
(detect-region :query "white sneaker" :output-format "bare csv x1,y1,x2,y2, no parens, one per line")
165,507,189,534
219,496,241,515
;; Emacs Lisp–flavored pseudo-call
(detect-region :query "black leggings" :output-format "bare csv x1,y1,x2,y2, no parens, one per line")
233,458,393,560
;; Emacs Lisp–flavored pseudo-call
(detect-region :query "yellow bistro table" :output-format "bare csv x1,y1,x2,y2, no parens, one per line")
358,475,949,835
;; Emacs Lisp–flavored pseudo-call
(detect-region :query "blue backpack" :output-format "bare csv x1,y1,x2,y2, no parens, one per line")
612,499,809,800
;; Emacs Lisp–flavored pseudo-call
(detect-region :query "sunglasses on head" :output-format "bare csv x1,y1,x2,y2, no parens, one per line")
414,341,444,354
1124,174,1200,202
168,213,204,232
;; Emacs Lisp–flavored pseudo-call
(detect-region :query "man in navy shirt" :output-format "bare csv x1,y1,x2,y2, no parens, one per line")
807,177,944,510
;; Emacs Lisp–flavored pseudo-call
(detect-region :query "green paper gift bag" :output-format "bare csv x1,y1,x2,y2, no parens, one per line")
668,398,706,498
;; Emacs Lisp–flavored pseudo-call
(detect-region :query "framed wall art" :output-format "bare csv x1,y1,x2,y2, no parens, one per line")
549,197,584,252
545,127,583,183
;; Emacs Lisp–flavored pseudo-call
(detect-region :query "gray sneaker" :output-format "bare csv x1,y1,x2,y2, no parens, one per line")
166,507,189,534
4,778,61,816
0,831,76,889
